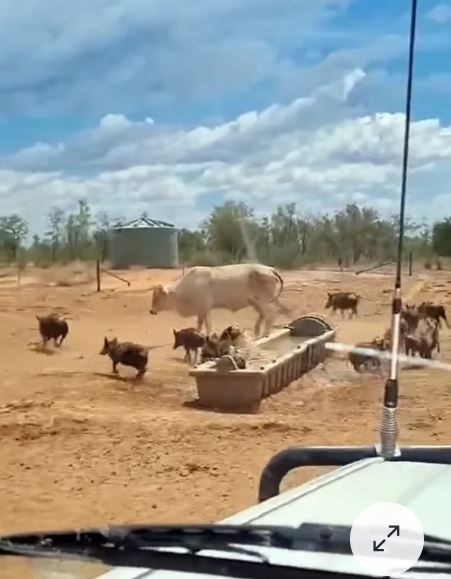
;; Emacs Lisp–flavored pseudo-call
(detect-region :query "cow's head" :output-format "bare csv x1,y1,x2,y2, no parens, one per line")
150,284,169,314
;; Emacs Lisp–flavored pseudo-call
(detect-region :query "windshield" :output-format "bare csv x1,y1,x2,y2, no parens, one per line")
1,0,450,577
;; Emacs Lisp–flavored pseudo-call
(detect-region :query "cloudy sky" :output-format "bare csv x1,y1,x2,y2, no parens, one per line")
1,0,451,234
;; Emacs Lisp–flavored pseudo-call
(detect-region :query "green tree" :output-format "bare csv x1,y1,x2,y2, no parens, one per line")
432,218,451,256
202,201,260,263
0,215,29,261
46,207,66,261
178,229,206,263
93,212,111,261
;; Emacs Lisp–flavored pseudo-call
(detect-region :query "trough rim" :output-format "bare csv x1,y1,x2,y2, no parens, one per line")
188,328,336,378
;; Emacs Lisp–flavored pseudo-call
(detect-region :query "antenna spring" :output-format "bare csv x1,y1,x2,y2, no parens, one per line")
379,405,400,458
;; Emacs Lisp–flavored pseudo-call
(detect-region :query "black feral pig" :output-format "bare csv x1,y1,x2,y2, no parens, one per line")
173,327,206,365
100,337,149,379
348,338,385,373
325,292,360,318
418,301,449,329
36,314,69,347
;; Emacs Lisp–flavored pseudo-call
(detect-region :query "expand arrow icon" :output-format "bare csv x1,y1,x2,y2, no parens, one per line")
387,525,400,538
373,539,385,552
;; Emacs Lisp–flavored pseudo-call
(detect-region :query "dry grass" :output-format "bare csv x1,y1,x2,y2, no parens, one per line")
37,260,95,287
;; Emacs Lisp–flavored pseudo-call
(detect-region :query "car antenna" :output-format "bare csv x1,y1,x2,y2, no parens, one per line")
379,0,418,459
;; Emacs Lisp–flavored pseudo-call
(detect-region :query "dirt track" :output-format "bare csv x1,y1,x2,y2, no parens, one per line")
1,266,451,576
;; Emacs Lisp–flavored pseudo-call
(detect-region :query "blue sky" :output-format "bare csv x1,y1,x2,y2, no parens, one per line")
1,0,451,234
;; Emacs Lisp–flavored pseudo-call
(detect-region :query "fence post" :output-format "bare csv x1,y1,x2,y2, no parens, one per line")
96,259,101,292
408,251,413,277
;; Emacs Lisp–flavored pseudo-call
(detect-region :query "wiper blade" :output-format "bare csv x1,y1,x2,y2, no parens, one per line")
2,523,451,577
292,523,451,570
0,523,353,579
0,523,297,553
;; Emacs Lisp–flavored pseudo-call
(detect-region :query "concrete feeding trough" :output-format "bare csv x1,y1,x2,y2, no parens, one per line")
188,314,336,413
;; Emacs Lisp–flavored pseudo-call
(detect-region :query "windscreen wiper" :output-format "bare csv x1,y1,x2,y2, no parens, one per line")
1,523,451,577
0,523,361,579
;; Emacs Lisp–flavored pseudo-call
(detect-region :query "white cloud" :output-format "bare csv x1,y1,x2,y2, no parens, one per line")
98,114,132,132
426,3,451,24
1,68,451,235
0,0,352,117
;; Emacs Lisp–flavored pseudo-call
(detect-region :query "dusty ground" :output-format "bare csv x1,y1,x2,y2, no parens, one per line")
1,265,451,577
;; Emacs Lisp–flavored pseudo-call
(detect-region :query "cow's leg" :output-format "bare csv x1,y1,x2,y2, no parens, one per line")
192,348,199,366
262,304,276,337
197,314,205,333
249,299,263,338
204,311,212,337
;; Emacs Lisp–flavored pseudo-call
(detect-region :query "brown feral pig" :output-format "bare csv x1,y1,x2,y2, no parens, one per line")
418,301,449,329
405,335,427,359
325,292,360,318
200,333,220,363
348,338,385,373
200,332,246,368
173,327,206,365
219,324,243,344
405,318,440,359
383,318,408,351
36,314,69,347
401,304,420,333
218,324,250,350
100,337,149,379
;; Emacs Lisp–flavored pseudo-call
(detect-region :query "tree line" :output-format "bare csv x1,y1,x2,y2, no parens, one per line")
1,199,450,269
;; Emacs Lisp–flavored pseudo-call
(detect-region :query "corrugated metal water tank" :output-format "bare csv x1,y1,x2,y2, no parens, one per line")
109,216,179,269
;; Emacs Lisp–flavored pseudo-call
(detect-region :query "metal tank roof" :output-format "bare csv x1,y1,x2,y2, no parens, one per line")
113,217,176,229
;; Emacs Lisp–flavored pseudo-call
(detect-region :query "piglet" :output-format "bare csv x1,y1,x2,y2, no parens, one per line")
173,327,205,365
100,337,149,379
36,314,69,348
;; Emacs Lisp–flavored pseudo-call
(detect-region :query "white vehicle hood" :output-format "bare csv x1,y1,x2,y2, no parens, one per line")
96,456,451,579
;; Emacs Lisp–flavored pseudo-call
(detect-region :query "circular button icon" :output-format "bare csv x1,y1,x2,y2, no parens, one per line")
350,502,424,576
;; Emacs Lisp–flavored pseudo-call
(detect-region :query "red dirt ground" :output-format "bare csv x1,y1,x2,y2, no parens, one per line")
1,266,450,577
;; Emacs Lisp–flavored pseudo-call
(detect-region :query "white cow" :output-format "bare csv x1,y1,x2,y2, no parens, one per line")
149,263,285,338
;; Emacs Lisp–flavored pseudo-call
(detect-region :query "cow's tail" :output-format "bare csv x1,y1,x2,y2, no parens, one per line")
272,268,284,300
270,268,291,315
